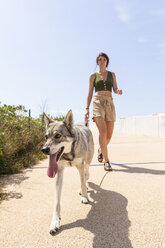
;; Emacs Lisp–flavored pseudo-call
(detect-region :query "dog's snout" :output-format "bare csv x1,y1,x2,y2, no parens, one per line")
41,147,50,155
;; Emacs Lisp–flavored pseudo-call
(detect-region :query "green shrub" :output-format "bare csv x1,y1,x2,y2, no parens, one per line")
0,103,65,175
0,104,46,174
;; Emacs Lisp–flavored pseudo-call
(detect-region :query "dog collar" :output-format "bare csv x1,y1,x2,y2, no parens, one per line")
61,139,76,162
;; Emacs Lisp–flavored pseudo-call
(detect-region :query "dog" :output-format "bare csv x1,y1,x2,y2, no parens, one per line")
42,110,94,235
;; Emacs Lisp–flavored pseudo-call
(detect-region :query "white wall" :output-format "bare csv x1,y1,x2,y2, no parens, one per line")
114,114,165,138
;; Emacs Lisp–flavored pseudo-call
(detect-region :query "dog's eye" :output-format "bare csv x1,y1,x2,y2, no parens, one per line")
45,135,48,140
55,133,62,139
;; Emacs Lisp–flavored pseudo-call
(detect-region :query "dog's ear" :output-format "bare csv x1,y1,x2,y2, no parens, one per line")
63,110,74,134
43,113,54,128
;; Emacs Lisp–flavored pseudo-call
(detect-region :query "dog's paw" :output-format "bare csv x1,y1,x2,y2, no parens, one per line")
81,196,89,204
49,227,60,235
49,218,61,235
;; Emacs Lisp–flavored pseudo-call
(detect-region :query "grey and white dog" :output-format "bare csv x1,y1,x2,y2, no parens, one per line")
42,110,94,234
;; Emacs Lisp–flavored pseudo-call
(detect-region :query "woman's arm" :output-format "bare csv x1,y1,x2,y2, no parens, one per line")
112,72,122,95
85,74,95,119
86,73,95,109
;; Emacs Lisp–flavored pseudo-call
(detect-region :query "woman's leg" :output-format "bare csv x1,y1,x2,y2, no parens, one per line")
106,121,114,144
94,117,109,162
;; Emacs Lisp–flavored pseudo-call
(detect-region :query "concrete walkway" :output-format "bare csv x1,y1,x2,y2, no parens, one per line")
0,129,165,248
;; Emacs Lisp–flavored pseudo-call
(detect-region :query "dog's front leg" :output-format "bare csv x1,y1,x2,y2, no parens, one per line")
49,168,64,235
77,165,89,204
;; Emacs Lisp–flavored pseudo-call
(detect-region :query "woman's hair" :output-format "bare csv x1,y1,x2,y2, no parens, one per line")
96,52,109,67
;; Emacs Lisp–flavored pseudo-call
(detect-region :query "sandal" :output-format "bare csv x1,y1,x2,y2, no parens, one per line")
98,148,103,163
104,161,113,171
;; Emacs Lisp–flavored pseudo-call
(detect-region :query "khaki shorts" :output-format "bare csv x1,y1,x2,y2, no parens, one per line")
92,95,116,122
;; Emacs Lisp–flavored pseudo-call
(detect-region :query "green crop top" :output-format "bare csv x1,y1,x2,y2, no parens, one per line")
94,71,113,92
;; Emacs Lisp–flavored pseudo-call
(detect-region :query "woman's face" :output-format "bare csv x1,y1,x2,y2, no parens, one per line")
97,56,107,68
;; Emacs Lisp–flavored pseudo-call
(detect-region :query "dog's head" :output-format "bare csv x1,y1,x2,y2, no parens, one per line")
42,109,74,159
42,110,75,178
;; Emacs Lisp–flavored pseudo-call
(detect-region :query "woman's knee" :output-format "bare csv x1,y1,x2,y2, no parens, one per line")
107,132,112,141
99,128,107,140
97,123,107,136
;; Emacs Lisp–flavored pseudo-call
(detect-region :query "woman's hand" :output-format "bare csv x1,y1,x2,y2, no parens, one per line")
85,109,89,120
116,89,122,95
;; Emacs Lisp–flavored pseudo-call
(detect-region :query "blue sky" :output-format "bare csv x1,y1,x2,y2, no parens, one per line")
0,0,165,122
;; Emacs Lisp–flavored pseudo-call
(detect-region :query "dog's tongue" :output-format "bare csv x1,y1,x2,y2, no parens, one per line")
47,153,58,178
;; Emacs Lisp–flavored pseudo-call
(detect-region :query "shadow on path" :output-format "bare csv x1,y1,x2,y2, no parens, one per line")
112,162,165,175
90,162,165,175
0,174,29,203
59,178,133,248
0,174,29,188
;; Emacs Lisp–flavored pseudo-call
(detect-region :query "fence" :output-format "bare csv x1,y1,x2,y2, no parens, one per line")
114,114,165,138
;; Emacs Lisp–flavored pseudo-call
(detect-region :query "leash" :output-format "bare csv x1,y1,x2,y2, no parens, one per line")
85,116,89,127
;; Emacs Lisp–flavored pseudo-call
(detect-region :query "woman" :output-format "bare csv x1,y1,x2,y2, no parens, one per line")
85,52,122,171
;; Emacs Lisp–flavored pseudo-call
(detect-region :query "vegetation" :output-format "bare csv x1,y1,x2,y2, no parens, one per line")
0,103,64,175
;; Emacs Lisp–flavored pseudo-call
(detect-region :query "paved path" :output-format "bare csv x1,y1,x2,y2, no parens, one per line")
0,129,165,248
